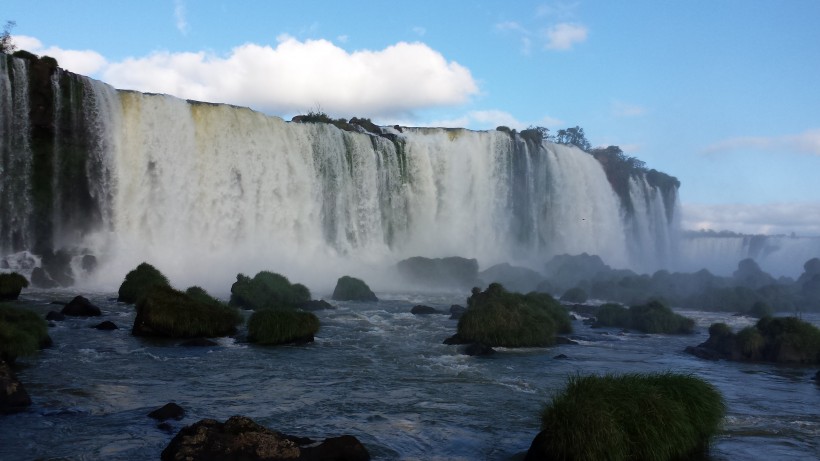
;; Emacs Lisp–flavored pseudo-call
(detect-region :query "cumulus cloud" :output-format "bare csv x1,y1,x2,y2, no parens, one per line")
102,36,478,117
681,202,820,236
703,128,820,156
12,35,108,75
543,23,588,50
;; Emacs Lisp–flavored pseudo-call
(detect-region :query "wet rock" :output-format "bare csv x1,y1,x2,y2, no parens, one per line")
45,311,65,321
61,296,102,317
463,343,495,356
31,267,58,288
149,402,185,421
180,338,218,347
449,305,466,319
299,299,335,311
92,321,118,330
161,415,370,461
411,305,439,315
553,354,569,359
81,254,97,273
1,360,31,414
443,334,468,345
684,346,722,361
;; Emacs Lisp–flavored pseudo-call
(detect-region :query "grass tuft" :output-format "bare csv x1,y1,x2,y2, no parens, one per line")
0,303,50,363
230,271,311,310
0,272,29,301
247,309,320,345
595,300,694,334
133,286,241,338
533,372,725,461
118,262,170,304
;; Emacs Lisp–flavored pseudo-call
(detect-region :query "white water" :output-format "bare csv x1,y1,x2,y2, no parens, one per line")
1,64,678,292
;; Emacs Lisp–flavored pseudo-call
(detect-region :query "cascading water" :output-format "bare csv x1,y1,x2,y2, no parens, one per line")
0,54,679,291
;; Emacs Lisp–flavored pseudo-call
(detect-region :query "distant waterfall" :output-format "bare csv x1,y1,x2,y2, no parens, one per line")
0,54,680,290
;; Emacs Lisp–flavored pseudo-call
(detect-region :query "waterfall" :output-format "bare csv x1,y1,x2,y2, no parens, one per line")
0,54,680,291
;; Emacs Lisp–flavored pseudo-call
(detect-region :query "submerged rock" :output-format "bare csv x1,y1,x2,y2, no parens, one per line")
410,305,439,315
299,299,335,311
463,343,495,356
331,276,378,302
92,321,118,330
149,402,185,421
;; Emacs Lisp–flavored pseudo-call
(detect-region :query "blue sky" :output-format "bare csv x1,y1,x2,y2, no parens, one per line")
5,0,820,235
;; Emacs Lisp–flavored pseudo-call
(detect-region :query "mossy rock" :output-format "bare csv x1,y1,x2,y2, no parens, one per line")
118,262,171,304
331,276,377,302
247,309,320,345
0,273,29,301
230,271,311,310
694,317,820,364
527,373,725,461
132,286,241,339
456,283,570,347
0,304,51,364
595,300,694,334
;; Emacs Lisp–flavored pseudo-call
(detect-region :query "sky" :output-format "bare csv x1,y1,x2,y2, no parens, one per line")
4,0,820,236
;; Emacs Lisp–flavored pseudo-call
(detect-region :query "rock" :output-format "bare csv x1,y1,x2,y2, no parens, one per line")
0,272,28,301
449,305,466,320
1,360,31,414
148,402,185,421
410,305,439,315
684,345,722,361
45,311,65,321
61,295,102,316
41,249,74,287
553,337,579,345
30,267,58,288
463,343,495,356
92,321,118,330
331,276,378,302
161,415,370,461
299,299,335,311
396,256,480,289
300,435,371,461
443,334,468,345
554,354,569,359
81,254,97,273
180,338,218,347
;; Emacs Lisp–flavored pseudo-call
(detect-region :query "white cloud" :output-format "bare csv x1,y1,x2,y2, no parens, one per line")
12,35,108,75
681,202,820,236
543,23,588,50
611,100,647,117
102,36,478,117
174,0,190,35
703,128,820,156
426,110,563,131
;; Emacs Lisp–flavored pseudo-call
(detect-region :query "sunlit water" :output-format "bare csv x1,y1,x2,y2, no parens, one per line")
2,291,818,460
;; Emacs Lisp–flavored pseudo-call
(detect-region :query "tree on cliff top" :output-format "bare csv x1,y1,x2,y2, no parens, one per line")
1,21,16,54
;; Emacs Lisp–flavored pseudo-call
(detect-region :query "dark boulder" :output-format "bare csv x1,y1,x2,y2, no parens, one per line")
410,305,439,315
149,402,185,421
92,321,118,330
45,311,65,321
684,346,722,361
0,272,28,301
61,296,102,317
299,299,335,311
553,354,569,359
179,338,218,347
396,256,480,289
449,305,466,320
443,334,468,345
161,415,370,461
331,276,378,302
1,360,31,414
31,267,58,288
463,343,495,356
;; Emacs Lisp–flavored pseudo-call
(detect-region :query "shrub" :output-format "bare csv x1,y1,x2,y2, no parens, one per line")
756,316,820,363
457,284,569,347
560,286,588,303
118,262,170,304
630,300,695,334
331,276,378,302
247,309,320,345
133,286,241,338
736,326,765,358
708,322,733,338
185,286,224,307
0,273,29,301
595,303,630,327
230,271,311,310
0,304,50,363
532,373,725,461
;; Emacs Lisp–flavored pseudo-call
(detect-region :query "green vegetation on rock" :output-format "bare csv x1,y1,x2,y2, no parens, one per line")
132,286,241,338
695,316,820,364
0,272,28,301
331,276,377,302
247,309,320,345
529,373,725,461
456,283,570,347
229,271,311,310
118,262,170,304
594,300,695,334
0,304,50,363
